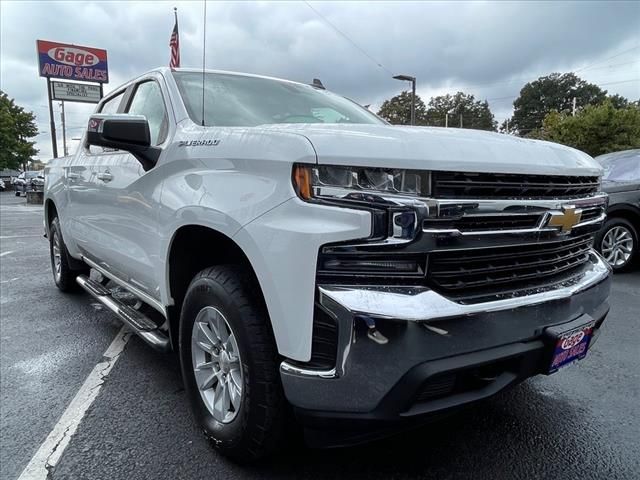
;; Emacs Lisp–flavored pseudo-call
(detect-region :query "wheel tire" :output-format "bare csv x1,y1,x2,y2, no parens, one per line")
15,190,20,197
179,265,285,462
595,217,638,272
49,217,84,291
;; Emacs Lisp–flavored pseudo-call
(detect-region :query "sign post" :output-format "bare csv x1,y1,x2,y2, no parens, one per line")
46,78,58,158
37,39,109,158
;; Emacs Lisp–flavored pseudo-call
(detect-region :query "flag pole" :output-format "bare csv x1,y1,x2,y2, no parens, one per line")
201,0,207,126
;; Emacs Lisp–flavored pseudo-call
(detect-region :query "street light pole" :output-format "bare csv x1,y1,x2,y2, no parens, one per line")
393,74,417,126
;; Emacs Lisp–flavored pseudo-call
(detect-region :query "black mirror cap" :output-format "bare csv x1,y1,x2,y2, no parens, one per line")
86,114,159,171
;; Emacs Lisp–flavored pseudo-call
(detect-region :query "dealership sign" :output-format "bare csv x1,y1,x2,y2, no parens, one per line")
52,81,102,104
37,40,108,83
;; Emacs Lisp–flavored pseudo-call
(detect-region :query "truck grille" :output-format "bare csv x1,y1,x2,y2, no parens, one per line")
431,172,600,199
423,213,542,232
429,234,593,299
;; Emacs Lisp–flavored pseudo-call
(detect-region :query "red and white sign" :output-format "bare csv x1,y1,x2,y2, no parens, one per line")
37,40,108,83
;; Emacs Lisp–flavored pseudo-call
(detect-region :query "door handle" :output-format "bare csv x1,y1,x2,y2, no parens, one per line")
67,172,80,182
97,172,113,182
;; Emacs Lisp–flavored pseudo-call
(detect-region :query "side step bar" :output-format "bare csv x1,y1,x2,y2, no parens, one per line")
76,275,171,352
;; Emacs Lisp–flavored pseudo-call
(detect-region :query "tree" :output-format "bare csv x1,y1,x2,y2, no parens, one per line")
425,92,497,131
507,73,607,135
535,101,640,157
377,91,428,125
0,91,38,170
607,93,632,110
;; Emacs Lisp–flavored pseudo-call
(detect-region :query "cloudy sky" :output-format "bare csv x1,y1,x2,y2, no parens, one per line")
1,0,639,161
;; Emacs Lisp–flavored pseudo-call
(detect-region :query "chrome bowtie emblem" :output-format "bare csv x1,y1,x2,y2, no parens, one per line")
547,206,582,233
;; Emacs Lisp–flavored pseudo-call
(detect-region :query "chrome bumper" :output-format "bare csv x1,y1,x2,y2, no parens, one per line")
280,252,611,413
317,251,611,323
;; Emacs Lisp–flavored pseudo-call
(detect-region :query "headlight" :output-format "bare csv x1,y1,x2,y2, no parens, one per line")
293,164,429,201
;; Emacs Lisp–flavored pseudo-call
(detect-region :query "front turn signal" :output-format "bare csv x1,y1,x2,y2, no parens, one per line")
293,164,312,200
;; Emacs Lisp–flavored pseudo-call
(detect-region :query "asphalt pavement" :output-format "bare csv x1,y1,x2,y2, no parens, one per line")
1,190,639,480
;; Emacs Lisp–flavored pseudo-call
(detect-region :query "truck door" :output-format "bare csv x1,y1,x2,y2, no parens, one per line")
87,77,170,301
65,90,125,258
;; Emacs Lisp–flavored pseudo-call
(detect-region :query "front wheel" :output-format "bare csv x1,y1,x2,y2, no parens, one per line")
179,265,285,462
596,217,638,272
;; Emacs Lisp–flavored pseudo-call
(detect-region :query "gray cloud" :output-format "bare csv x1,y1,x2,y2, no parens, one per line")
1,0,638,160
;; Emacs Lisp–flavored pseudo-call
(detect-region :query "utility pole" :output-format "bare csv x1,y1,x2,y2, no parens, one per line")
411,79,416,126
445,113,448,128
572,96,577,117
506,118,509,134
460,114,463,128
60,101,68,156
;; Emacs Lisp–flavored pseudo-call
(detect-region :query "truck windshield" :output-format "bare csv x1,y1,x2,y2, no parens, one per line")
173,71,384,127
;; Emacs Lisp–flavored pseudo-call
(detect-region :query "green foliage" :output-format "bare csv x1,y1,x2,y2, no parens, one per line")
507,73,607,135
0,91,38,170
535,101,640,156
425,92,497,131
377,91,428,125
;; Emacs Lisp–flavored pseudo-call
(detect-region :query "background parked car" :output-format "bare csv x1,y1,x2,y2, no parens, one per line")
13,170,44,196
0,179,5,191
594,149,640,271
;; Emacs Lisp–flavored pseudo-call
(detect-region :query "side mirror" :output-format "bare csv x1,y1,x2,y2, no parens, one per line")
86,114,160,171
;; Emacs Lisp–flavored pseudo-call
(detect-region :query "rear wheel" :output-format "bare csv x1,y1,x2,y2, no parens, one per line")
596,217,638,272
179,265,285,462
49,217,85,291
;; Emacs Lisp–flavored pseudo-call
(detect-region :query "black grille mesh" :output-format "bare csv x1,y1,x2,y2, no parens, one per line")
432,172,599,199
429,234,593,298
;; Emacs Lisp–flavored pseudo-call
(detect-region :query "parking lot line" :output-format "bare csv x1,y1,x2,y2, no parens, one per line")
17,326,131,480
0,235,43,239
1,250,15,257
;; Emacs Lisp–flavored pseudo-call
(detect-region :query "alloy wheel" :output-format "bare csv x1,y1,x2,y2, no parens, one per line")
191,306,243,423
52,231,62,282
602,225,634,268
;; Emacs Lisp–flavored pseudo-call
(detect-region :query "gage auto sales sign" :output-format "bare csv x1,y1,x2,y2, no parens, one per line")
37,40,109,83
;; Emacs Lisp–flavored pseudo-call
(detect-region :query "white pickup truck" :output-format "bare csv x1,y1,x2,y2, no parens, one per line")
44,67,612,460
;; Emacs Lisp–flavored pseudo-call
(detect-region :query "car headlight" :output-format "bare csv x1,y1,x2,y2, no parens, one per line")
292,164,429,202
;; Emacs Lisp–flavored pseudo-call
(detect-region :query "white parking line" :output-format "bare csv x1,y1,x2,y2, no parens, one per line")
0,235,43,239
0,250,15,257
17,327,131,480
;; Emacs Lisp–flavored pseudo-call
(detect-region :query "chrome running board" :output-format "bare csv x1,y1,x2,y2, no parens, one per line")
76,274,170,352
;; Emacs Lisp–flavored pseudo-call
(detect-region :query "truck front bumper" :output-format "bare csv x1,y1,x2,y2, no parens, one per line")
279,252,611,444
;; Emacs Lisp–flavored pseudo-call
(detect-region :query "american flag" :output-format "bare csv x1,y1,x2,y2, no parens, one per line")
169,9,180,68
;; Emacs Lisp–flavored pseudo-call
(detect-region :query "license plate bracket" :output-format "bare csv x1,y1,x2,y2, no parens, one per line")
544,315,596,374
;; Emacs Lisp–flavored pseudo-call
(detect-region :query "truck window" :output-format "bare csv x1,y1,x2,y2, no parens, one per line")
173,71,384,127
100,91,124,114
126,81,168,146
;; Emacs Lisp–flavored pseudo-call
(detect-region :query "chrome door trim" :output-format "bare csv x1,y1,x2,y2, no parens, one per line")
81,255,167,317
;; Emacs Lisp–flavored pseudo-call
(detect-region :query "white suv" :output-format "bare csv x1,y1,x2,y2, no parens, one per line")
44,67,612,461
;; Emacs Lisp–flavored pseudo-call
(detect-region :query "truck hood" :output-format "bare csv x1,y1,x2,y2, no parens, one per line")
259,124,602,176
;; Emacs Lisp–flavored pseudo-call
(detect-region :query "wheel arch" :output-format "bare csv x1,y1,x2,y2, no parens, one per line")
164,224,274,351
44,198,58,234
606,204,640,231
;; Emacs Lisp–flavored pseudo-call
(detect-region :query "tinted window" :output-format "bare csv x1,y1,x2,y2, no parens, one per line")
597,150,640,182
126,81,168,146
173,71,383,127
100,92,124,114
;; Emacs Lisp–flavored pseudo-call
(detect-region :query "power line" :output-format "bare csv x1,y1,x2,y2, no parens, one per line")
303,1,394,76
485,78,640,104
574,45,640,73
